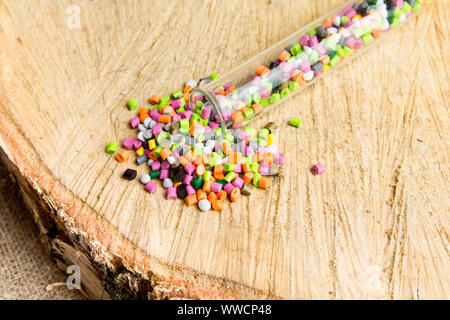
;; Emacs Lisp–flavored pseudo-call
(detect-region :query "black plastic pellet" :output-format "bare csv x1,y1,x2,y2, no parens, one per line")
122,169,137,181
311,62,324,73
316,26,328,39
177,184,188,199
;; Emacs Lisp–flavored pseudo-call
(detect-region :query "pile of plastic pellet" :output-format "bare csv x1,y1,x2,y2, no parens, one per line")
106,74,283,212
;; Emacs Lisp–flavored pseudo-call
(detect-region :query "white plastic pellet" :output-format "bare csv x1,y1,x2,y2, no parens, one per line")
327,27,338,34
202,146,212,155
143,118,152,128
198,199,211,212
147,159,154,166
167,155,177,165
137,131,146,142
140,174,151,185
186,79,197,88
143,129,153,140
303,46,313,55
148,119,157,128
163,178,173,189
333,15,341,27
303,71,314,81
138,124,147,132
205,140,216,150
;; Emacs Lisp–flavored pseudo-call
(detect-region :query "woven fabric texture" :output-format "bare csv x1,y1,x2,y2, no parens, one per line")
0,160,85,300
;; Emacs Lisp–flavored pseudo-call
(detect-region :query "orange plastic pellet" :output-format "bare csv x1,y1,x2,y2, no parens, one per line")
252,103,263,115
372,28,382,39
116,150,129,162
319,55,330,66
256,65,270,77
322,16,334,29
225,86,236,95
160,105,175,116
256,151,264,162
197,189,207,201
229,187,240,202
182,92,191,103
202,180,212,192
222,141,233,155
214,172,225,180
184,150,194,163
212,199,224,211
263,152,273,166
149,94,161,105
184,194,198,206
214,164,223,175
232,152,242,164
158,114,172,124
159,147,172,160
183,85,192,94
216,190,227,201
148,150,158,161
241,163,251,173
139,108,149,122
278,50,291,62
178,156,189,167
190,122,201,138
258,177,271,189
232,111,245,125
207,192,217,202
243,172,254,184
174,182,182,188
215,88,225,96
196,164,205,177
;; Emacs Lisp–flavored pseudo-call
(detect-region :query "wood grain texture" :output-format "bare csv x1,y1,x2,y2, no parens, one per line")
0,0,449,299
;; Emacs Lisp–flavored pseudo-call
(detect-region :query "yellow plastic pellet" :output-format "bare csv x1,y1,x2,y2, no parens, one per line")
136,147,144,157
148,139,156,150
267,134,275,146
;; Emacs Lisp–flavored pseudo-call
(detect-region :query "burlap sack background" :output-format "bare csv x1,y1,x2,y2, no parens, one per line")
0,160,85,300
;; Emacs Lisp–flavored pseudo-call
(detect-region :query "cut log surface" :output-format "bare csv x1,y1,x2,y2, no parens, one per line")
0,0,449,299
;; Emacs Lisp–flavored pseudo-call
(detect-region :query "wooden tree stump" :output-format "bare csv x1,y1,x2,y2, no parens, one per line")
0,0,448,299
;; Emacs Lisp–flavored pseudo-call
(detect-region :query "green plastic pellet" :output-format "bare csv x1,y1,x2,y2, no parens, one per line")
192,177,204,190
196,101,204,109
208,152,220,167
253,93,261,104
203,171,212,181
153,146,163,158
353,27,364,39
280,87,290,98
179,119,189,127
290,43,302,56
176,106,186,113
150,170,160,179
250,163,259,174
342,46,352,58
214,127,223,137
190,114,200,123
210,73,219,80
309,51,319,64
259,128,269,138
260,98,271,107
391,17,399,28
172,90,182,99
289,117,302,128
329,55,340,67
362,34,374,46
197,133,205,142
269,93,281,104
253,172,262,187
224,172,236,183
341,16,349,25
241,156,251,164
106,143,117,154
127,99,139,111
289,81,300,92
393,8,402,18
307,29,316,36
216,180,227,187
258,138,267,147
223,163,236,172
179,125,189,135
243,108,255,119
193,145,203,156
171,143,180,151
245,127,257,138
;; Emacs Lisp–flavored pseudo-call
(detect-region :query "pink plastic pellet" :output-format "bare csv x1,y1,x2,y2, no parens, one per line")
186,185,196,196
133,140,142,150
123,137,136,150
259,164,270,176
202,108,211,119
224,183,235,195
210,182,223,193
312,163,326,175
183,174,193,185
231,177,245,189
152,123,162,136
167,187,177,199
130,116,140,128
159,169,169,180
161,160,170,170
184,163,195,175
145,181,157,193
150,160,161,171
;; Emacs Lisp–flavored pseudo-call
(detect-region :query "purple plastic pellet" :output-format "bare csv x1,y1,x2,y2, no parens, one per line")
161,160,170,170
133,140,142,150
171,99,182,108
309,36,319,48
299,34,310,47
